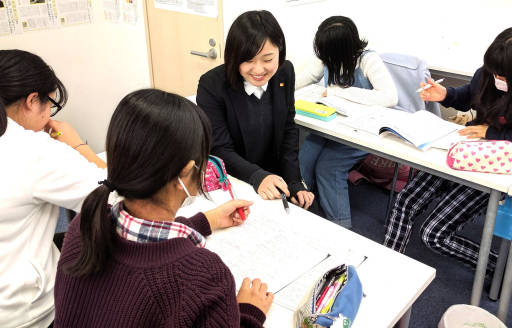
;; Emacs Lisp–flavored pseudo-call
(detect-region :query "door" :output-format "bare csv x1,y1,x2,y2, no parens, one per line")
143,0,224,96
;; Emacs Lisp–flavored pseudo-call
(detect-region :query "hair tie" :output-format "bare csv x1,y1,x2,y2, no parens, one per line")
98,179,116,192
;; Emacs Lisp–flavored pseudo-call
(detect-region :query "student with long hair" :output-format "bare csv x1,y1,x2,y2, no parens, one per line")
0,50,106,327
54,89,273,327
197,10,315,210
296,16,398,228
384,28,512,275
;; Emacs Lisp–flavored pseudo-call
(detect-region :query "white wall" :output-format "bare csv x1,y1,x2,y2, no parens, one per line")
223,0,512,76
0,1,151,152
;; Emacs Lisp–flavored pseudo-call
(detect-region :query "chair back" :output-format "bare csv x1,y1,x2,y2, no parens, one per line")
380,52,441,116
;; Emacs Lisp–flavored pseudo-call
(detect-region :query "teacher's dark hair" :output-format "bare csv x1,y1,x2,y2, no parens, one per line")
66,89,212,276
224,10,286,89
314,16,368,88
473,27,512,129
0,49,68,115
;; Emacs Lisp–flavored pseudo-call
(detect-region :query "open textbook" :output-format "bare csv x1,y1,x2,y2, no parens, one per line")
295,84,370,117
339,107,465,151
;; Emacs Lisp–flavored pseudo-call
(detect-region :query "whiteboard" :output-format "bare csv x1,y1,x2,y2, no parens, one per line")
223,0,512,76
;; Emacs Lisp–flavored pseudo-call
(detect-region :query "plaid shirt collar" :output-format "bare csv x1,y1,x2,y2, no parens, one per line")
112,202,206,247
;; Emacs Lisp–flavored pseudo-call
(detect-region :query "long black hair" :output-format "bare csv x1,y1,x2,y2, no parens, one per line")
472,28,512,129
66,89,212,276
224,10,286,89
0,50,68,136
314,16,368,88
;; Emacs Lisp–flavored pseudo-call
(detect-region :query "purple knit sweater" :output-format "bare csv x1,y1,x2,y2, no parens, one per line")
54,212,266,327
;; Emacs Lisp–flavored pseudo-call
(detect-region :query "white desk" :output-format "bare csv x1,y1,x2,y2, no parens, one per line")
294,113,512,307
178,177,435,328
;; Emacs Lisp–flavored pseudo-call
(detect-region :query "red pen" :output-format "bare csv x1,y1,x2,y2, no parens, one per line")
227,183,246,221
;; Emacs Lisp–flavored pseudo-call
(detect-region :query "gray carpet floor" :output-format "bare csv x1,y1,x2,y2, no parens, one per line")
348,182,512,327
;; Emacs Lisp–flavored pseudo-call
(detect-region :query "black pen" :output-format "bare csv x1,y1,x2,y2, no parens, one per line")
277,187,290,214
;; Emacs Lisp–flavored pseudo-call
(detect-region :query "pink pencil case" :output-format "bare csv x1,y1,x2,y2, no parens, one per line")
446,140,512,174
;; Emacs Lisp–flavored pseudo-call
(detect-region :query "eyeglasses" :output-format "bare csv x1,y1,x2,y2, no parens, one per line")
47,96,62,117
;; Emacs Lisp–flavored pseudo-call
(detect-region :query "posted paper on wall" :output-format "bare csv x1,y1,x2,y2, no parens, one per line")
154,0,217,18
15,0,57,32
103,0,120,23
55,0,92,26
120,0,136,25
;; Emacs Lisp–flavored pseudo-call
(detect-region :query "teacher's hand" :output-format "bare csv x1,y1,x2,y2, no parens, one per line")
419,78,447,102
291,190,315,210
257,175,290,200
204,199,252,230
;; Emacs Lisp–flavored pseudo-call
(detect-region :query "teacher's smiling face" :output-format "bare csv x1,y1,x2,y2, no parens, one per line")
239,39,279,87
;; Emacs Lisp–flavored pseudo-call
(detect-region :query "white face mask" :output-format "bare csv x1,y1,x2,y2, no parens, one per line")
495,76,508,92
178,177,198,207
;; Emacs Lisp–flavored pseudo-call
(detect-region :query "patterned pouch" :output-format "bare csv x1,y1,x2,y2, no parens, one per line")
446,140,512,174
203,155,231,192
295,264,362,328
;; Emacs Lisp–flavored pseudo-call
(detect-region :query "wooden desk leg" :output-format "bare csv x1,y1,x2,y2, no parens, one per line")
489,238,510,301
394,308,412,328
471,189,501,306
497,242,512,322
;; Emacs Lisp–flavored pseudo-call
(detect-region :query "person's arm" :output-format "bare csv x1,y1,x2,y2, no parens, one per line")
45,119,106,168
278,62,307,197
440,68,482,111
32,135,107,212
197,73,272,190
326,52,398,107
485,126,512,142
295,57,324,90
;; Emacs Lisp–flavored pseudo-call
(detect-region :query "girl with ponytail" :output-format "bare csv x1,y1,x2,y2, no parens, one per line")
54,89,273,327
0,50,106,328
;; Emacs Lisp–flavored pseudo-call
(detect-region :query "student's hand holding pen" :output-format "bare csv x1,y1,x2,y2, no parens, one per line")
237,278,274,315
419,78,447,102
204,200,253,230
44,119,83,148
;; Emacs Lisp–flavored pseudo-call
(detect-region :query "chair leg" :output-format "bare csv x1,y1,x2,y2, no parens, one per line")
489,238,510,301
384,163,400,227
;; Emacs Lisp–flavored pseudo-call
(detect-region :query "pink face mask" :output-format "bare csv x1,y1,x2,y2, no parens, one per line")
494,75,508,92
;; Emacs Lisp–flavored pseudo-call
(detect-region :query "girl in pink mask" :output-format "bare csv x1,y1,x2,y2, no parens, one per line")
384,27,512,277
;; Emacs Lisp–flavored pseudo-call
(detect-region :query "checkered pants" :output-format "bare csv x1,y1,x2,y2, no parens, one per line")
383,171,498,274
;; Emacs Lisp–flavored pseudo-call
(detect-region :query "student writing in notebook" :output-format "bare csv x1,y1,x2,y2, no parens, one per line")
197,10,314,210
0,50,106,328
383,28,512,276
54,89,273,327
296,16,398,228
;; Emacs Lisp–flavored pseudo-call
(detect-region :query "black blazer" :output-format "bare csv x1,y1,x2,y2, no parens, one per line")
197,60,306,196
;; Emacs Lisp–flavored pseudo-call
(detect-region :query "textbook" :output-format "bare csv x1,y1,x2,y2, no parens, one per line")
295,99,337,121
339,107,464,151
295,84,370,117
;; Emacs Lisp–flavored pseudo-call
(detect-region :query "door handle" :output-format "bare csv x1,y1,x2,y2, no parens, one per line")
190,48,217,59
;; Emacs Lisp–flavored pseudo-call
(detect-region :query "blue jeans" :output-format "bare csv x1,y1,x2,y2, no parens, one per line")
299,134,367,228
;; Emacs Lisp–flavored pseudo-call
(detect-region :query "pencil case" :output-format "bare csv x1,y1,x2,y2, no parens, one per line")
446,140,512,174
295,99,337,122
203,155,231,192
294,264,362,328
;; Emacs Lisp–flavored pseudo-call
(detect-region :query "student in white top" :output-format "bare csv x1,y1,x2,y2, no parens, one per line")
296,16,398,228
0,49,106,328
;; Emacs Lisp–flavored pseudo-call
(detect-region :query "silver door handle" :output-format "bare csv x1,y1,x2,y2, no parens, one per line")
190,48,217,59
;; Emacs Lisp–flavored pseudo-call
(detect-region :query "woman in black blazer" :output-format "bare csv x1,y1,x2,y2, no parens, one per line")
197,10,314,209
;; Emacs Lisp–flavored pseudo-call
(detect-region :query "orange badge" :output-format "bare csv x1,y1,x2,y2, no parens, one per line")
280,83,285,87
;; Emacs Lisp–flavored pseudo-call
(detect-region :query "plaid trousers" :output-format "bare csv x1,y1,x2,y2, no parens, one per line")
383,171,498,274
